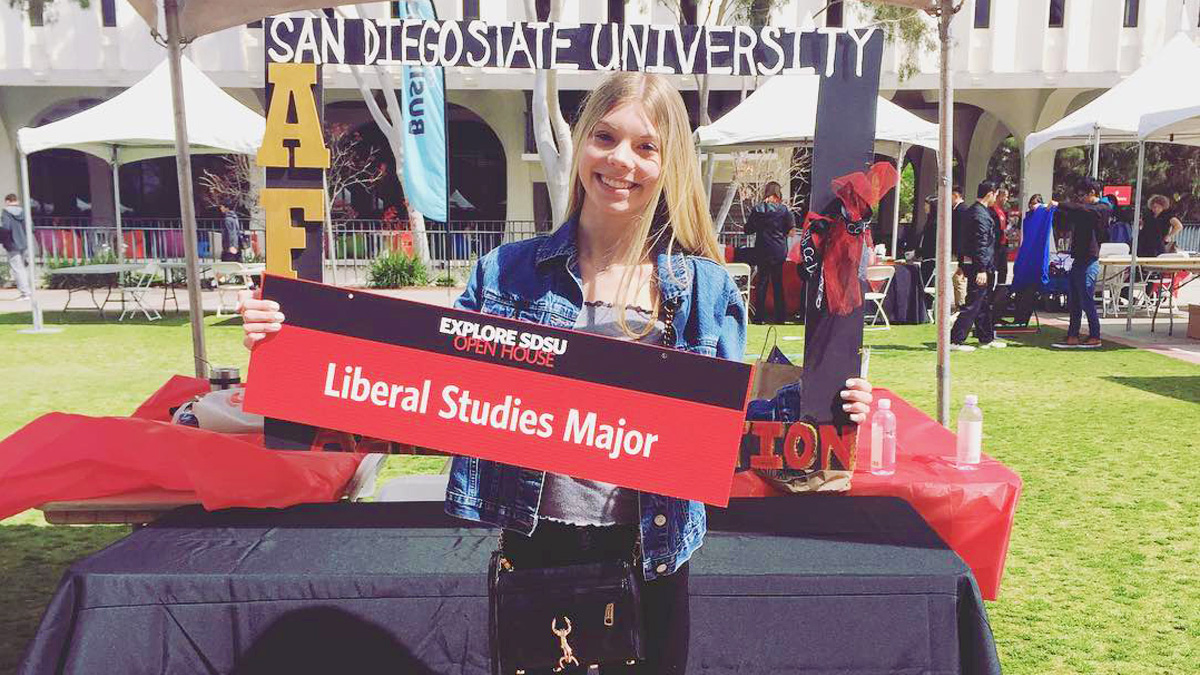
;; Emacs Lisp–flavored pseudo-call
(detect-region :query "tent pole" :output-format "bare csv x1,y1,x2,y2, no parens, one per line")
1124,140,1145,331
111,147,124,264
935,0,955,428
891,142,906,256
1091,124,1101,179
164,0,207,377
17,152,48,333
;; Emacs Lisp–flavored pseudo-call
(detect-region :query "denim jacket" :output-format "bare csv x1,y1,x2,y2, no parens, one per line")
444,216,747,580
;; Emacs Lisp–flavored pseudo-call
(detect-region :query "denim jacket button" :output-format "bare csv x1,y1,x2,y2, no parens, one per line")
656,563,668,574
653,514,667,527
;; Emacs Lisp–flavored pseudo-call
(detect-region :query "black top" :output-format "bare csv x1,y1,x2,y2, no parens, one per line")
961,202,997,269
950,202,971,258
1058,201,1112,261
918,209,940,260
1138,210,1173,258
744,202,795,264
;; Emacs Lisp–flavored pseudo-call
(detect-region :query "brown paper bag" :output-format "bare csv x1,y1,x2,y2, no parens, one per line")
746,328,853,492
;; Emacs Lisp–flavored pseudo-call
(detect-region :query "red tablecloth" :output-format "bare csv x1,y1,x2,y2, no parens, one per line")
731,388,1022,600
0,376,362,521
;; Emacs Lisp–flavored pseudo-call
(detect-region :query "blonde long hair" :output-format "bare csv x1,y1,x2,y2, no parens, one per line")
565,72,722,334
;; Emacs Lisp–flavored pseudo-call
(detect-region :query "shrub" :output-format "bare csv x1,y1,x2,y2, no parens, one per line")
434,273,457,287
367,251,429,288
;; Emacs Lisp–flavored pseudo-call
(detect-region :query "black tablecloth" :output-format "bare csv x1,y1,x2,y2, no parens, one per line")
20,497,1000,675
881,262,929,324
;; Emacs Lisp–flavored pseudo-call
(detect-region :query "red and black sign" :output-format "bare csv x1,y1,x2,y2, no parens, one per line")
244,275,754,506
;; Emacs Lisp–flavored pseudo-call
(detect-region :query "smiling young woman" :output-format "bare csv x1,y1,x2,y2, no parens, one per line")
240,71,873,674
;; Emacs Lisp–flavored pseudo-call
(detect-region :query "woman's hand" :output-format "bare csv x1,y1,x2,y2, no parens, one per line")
840,378,873,424
238,289,285,351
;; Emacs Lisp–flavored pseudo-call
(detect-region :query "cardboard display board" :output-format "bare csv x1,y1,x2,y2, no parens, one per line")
255,16,885,488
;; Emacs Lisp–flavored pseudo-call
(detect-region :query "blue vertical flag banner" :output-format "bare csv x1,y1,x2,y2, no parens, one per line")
400,0,449,222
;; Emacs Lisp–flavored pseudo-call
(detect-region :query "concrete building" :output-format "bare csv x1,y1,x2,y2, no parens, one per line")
2,0,1198,238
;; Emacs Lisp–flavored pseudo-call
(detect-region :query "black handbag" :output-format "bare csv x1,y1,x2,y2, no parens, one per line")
488,544,645,674
487,299,679,674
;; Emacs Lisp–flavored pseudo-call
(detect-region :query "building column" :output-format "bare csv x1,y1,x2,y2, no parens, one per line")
1024,148,1055,204
963,112,1010,197
0,114,17,203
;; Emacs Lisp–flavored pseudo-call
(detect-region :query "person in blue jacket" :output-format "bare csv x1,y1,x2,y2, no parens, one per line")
240,72,873,674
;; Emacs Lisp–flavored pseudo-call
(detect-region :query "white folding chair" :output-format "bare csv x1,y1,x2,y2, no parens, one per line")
1098,243,1129,317
209,262,254,316
725,262,753,323
922,261,956,323
865,265,896,330
118,262,162,322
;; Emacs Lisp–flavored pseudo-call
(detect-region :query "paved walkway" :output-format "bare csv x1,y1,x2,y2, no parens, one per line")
4,283,1196,364
1039,311,1200,365
0,285,466,318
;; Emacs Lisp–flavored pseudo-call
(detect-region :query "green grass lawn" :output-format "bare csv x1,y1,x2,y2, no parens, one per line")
1,311,1197,674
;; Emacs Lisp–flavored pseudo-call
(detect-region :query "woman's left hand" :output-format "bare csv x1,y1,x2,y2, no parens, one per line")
840,378,873,424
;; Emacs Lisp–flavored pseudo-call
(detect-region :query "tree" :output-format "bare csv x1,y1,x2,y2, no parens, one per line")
7,0,89,24
197,155,262,223
524,0,573,226
327,5,433,265
1054,143,1200,220
324,123,387,220
199,124,384,225
853,1,939,82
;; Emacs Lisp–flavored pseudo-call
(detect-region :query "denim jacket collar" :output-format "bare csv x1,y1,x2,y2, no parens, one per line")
535,214,691,303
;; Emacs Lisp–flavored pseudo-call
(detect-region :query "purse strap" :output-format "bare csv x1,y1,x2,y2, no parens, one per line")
758,324,779,360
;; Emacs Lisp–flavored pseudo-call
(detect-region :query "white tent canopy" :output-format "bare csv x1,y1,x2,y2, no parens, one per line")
694,74,939,154
14,54,264,357
1024,34,1200,157
1136,34,1200,148
18,56,265,164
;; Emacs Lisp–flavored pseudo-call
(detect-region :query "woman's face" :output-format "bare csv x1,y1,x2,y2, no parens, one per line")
577,101,663,223
1149,201,1165,215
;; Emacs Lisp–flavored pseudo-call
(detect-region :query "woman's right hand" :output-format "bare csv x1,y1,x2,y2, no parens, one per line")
238,289,286,351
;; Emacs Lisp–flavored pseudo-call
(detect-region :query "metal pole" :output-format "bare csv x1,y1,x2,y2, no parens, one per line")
1124,140,1145,331
322,171,338,285
935,0,955,427
18,153,49,333
111,146,124,263
1090,124,1101,178
164,0,207,378
891,142,906,257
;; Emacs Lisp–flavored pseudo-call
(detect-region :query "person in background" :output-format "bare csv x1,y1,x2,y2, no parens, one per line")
918,195,939,280
744,181,795,324
1138,194,1184,258
1,193,32,300
1107,198,1132,246
989,186,1010,285
949,181,1003,351
218,204,243,262
950,185,969,310
1054,178,1112,348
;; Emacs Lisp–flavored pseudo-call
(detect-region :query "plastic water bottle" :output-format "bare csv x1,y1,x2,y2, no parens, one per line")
870,399,896,476
956,395,983,469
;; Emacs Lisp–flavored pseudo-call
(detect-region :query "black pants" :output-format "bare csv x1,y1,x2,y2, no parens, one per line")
951,265,996,345
994,247,1008,285
502,520,690,674
754,261,787,323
